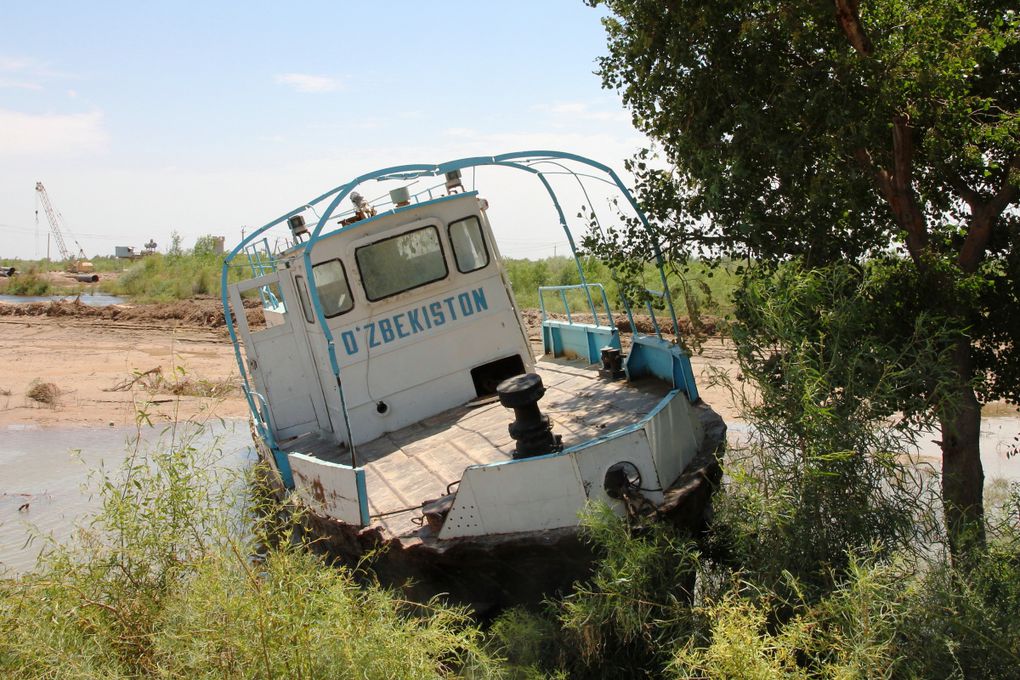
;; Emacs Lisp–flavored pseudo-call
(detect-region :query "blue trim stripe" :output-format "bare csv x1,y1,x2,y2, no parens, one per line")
355,468,370,527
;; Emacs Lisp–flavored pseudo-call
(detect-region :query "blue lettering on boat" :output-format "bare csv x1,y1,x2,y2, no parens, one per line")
443,296,458,321
378,318,395,343
457,292,473,317
430,301,445,326
472,288,488,312
341,331,358,355
340,287,488,357
406,309,424,333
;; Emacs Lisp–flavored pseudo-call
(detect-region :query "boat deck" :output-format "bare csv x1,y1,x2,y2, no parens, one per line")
281,356,670,537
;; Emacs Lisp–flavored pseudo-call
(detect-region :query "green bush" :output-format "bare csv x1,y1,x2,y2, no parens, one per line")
495,261,1020,678
102,252,235,302
0,421,498,678
3,268,51,296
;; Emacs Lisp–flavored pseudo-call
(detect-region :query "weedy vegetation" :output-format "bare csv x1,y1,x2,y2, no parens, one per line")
25,380,61,406
486,261,1020,680
0,416,501,679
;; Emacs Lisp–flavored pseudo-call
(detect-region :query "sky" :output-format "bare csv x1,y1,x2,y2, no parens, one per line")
0,2,650,261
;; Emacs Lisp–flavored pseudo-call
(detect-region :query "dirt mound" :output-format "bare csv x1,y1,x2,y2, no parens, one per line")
0,297,265,330
526,308,721,337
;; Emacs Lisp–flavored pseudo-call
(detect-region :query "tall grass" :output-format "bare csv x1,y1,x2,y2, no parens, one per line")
2,268,52,296
0,419,499,678
99,253,250,302
505,256,739,319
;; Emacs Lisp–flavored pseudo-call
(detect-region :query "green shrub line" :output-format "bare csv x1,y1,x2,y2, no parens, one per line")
3,252,742,321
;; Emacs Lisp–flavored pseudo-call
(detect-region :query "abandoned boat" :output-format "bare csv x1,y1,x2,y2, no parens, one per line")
222,151,725,607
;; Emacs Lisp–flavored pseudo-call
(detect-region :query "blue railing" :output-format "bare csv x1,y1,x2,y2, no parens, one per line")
222,151,695,462
243,237,282,310
538,283,621,364
538,283,613,327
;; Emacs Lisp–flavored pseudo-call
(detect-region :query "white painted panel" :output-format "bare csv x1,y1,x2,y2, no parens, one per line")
439,454,587,539
643,391,703,489
253,328,320,437
342,371,476,446
571,428,663,508
288,453,365,526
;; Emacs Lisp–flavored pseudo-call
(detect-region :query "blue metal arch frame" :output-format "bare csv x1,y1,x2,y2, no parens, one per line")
221,150,686,460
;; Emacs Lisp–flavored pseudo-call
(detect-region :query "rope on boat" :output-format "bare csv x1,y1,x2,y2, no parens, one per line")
370,505,423,519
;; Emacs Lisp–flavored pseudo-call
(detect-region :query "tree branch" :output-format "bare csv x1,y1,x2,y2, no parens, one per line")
958,155,1020,272
834,0,874,56
944,169,981,212
852,118,929,265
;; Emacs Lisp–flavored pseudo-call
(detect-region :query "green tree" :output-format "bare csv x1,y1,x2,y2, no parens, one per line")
587,0,1019,556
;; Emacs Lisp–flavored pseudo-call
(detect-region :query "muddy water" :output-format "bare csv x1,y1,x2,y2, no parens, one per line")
3,414,1016,575
0,293,126,306
0,419,254,574
727,416,1020,483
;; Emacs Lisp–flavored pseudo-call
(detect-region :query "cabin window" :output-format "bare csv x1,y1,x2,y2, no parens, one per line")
311,259,354,317
356,225,448,301
294,275,314,323
448,216,489,273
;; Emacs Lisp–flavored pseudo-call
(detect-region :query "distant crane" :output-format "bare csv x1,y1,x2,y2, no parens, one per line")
34,181,94,274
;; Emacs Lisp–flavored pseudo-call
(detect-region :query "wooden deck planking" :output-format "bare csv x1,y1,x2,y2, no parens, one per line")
282,357,670,536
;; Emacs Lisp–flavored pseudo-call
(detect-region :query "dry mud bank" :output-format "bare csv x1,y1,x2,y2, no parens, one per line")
0,301,255,428
0,300,744,429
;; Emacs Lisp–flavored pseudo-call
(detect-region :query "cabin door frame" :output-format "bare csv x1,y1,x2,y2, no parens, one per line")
229,272,333,441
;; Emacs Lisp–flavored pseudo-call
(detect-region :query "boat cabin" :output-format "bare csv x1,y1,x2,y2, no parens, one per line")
229,192,532,454
223,153,718,568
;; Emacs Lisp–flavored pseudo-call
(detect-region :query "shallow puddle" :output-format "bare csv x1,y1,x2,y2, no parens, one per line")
0,419,254,573
0,293,126,306
725,416,1020,483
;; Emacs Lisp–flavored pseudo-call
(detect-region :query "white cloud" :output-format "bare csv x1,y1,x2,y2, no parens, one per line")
0,78,42,90
0,109,108,155
0,55,74,89
275,73,343,93
0,56,35,72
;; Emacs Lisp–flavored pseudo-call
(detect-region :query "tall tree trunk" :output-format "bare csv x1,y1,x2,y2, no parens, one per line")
939,339,986,560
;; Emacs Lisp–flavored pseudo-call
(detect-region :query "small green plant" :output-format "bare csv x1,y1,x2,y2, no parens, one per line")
4,268,51,296
0,416,499,678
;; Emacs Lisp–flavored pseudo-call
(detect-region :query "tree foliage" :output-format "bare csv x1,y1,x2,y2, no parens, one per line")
588,0,1019,552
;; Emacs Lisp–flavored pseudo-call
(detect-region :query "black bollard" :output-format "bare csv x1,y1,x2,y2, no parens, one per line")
599,346,626,380
496,373,562,459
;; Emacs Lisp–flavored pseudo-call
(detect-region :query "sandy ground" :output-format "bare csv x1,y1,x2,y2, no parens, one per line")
0,301,744,430
0,315,249,428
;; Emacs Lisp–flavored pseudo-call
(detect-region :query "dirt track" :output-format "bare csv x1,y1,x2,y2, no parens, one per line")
0,299,743,429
